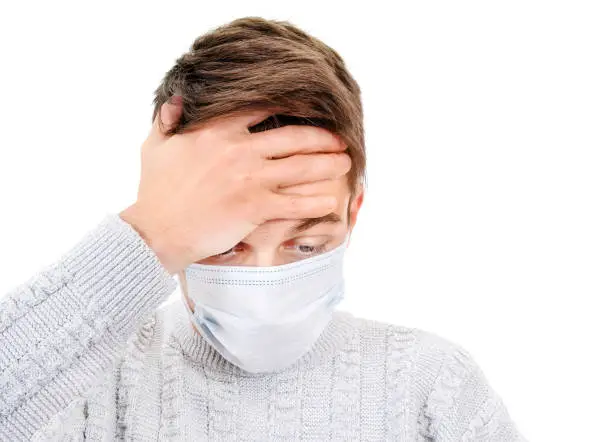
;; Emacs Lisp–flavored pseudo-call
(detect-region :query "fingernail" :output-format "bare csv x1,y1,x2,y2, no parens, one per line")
168,95,183,106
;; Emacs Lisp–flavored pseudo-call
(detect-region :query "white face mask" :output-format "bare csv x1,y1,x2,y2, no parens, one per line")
181,237,348,373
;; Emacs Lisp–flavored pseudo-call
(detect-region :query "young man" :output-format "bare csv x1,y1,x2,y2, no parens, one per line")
0,17,525,441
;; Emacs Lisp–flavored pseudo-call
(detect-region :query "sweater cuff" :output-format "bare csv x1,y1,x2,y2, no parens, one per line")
59,212,178,335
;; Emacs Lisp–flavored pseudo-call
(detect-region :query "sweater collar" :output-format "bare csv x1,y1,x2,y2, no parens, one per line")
170,303,357,376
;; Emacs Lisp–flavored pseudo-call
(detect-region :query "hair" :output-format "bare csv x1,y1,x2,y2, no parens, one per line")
152,16,366,198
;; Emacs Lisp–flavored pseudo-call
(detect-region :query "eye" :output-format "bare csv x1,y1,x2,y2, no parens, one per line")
218,248,235,256
290,242,329,256
298,245,316,254
214,243,244,259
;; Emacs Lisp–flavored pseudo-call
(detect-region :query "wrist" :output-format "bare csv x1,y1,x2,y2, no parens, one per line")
119,204,184,275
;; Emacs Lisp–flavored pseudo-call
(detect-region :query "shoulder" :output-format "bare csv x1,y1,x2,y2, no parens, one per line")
349,312,490,395
347,312,476,374
346,314,524,441
343,312,483,410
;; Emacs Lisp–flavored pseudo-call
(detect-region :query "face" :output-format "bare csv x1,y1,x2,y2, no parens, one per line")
178,177,364,303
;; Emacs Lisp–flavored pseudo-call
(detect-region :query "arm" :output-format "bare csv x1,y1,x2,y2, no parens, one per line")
0,213,177,441
423,346,527,441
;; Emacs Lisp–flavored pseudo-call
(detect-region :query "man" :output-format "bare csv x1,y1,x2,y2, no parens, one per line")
0,17,525,441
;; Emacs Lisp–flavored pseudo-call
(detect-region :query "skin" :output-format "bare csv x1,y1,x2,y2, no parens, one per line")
179,177,364,314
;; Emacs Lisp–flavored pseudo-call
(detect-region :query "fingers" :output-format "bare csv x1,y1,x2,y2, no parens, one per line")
274,178,346,196
262,152,352,188
267,193,338,221
250,124,347,158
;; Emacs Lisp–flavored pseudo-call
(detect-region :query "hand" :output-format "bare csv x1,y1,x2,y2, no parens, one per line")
120,97,351,274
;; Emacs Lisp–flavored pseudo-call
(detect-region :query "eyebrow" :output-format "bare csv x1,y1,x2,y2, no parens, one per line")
289,212,343,235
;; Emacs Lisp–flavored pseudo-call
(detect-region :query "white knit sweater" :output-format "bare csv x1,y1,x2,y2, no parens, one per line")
0,214,526,441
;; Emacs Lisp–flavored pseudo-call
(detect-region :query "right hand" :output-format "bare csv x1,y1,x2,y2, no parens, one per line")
120,97,351,274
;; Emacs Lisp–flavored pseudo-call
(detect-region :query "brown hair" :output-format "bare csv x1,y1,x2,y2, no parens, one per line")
152,16,366,194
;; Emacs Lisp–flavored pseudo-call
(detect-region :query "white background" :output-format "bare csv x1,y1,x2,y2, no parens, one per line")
1,1,611,440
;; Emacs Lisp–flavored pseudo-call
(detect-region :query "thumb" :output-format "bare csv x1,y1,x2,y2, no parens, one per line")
147,96,183,144
160,95,183,129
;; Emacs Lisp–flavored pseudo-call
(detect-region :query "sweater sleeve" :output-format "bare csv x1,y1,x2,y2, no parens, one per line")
0,213,178,441
423,345,528,442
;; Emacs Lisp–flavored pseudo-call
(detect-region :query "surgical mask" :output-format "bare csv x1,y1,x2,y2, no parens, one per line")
181,237,348,373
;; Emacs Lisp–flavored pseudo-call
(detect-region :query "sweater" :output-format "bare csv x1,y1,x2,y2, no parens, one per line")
0,213,526,441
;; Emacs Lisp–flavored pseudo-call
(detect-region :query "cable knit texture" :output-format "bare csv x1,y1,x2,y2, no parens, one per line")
0,213,526,441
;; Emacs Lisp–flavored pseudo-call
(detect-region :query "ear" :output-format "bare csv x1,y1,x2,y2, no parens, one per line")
347,185,364,246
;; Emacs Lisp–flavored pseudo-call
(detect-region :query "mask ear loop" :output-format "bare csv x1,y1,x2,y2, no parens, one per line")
180,287,202,337
181,289,192,313
180,272,198,318
181,285,216,343
345,229,353,248
179,269,192,310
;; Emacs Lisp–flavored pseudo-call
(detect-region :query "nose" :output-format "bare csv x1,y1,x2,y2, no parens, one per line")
242,250,286,267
